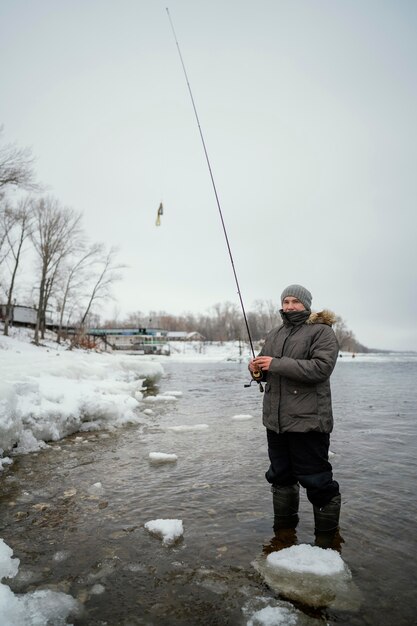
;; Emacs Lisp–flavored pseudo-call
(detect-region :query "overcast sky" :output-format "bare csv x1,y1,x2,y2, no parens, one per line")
1,0,416,350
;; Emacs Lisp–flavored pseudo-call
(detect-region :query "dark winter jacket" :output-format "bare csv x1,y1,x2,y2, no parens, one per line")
259,309,339,434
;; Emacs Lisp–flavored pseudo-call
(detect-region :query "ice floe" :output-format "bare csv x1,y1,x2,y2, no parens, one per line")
144,519,184,546
253,544,362,609
166,424,209,433
231,414,254,421
148,452,178,464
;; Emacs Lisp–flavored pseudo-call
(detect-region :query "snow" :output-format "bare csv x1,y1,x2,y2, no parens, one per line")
231,414,254,421
144,519,184,546
253,544,360,609
242,596,320,626
162,390,183,397
148,452,178,464
337,350,417,363
90,584,105,595
0,330,163,456
162,341,417,365
87,482,105,496
0,540,19,580
267,544,345,576
166,424,209,432
143,394,178,403
247,605,298,626
155,340,253,362
0,457,13,472
0,538,80,625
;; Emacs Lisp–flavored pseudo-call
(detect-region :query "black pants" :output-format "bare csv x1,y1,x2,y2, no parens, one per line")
265,429,340,508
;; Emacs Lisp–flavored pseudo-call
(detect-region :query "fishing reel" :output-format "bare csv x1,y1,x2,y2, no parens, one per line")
244,369,264,392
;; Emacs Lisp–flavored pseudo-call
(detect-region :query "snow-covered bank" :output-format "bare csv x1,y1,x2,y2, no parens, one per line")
155,340,254,362
152,341,417,364
337,350,417,363
0,330,163,458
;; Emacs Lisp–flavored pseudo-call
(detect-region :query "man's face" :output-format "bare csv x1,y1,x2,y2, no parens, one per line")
282,296,306,312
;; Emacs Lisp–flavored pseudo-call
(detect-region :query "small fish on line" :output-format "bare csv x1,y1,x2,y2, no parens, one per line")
155,202,164,226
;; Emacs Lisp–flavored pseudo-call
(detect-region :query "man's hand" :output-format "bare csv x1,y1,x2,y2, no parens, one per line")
249,356,273,372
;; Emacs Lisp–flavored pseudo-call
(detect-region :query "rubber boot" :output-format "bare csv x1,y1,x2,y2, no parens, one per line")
313,494,341,534
271,483,300,530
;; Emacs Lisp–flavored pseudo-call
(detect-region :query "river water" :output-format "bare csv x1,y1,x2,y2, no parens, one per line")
1,355,416,625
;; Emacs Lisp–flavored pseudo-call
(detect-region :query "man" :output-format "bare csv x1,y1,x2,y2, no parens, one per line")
249,284,341,539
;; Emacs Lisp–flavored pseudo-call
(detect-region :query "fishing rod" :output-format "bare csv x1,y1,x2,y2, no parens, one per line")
166,8,263,392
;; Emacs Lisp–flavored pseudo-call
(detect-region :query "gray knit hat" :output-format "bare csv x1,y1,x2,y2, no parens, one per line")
280,284,312,311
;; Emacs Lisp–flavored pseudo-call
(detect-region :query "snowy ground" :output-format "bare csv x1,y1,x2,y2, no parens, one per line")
0,327,163,460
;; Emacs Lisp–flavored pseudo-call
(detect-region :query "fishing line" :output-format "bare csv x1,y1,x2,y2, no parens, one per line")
166,8,263,390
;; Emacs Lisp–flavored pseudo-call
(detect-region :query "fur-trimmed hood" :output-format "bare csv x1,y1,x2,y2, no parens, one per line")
307,309,337,327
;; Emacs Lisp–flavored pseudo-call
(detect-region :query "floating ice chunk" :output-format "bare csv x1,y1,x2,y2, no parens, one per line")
90,583,105,595
167,424,209,432
149,452,178,464
143,408,154,415
163,390,183,397
254,544,360,609
143,394,178,403
144,519,184,546
242,595,318,626
0,457,13,471
231,414,253,421
247,604,298,625
88,482,105,496
19,589,80,624
267,544,345,576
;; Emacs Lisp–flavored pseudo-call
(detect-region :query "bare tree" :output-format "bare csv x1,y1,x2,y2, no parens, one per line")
208,301,243,341
124,310,146,329
251,299,281,338
0,200,12,267
31,196,82,344
0,126,39,193
55,242,103,343
79,246,124,328
1,197,33,335
333,315,359,352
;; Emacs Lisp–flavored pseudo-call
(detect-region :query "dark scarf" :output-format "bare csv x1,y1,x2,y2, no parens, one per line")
280,309,311,327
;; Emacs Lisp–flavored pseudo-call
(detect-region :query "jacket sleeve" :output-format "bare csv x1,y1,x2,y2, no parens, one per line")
268,325,339,383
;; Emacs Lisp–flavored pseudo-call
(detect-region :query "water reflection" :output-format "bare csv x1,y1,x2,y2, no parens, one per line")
262,528,298,555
